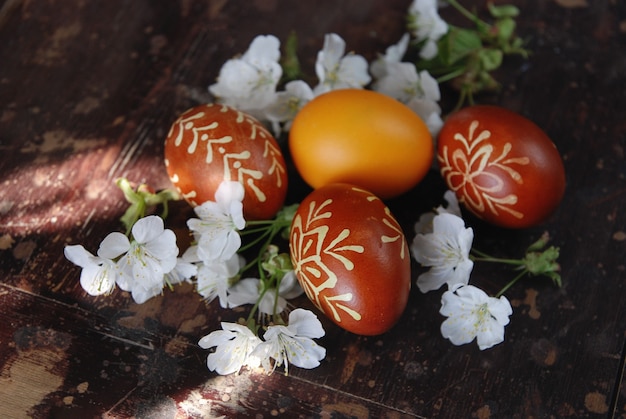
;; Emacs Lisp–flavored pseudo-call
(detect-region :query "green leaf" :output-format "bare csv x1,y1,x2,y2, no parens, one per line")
438,27,483,66
479,48,503,71
495,17,516,43
523,245,562,287
487,3,520,18
526,232,551,253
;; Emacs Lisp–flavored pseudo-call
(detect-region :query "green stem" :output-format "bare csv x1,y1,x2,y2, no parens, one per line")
239,226,273,235
245,220,276,227
472,255,525,266
436,67,467,83
470,248,525,266
238,229,273,252
495,268,527,298
447,0,491,31
246,285,269,324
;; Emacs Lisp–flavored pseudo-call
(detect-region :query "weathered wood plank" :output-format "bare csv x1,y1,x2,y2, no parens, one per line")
0,0,624,417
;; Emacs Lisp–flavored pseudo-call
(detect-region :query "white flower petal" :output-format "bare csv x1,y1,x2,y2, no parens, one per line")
131,215,164,244
98,232,130,259
288,308,325,339
440,315,476,346
143,229,179,273
79,260,117,296
131,283,163,304
64,245,95,268
475,317,506,350
283,335,326,369
227,278,261,308
278,271,304,300
215,181,245,209
242,34,281,64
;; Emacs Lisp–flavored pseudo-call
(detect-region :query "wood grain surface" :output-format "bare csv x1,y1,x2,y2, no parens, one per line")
0,0,625,417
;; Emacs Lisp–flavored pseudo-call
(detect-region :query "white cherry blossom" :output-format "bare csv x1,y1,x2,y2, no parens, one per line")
187,181,245,263
411,212,474,293
199,322,262,375
440,284,513,350
408,0,449,59
313,33,371,95
192,248,244,309
252,308,326,374
209,35,282,118
115,215,179,304
265,80,314,135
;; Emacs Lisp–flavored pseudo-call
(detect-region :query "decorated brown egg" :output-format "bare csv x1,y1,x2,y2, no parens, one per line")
164,104,288,220
289,183,411,336
437,105,566,228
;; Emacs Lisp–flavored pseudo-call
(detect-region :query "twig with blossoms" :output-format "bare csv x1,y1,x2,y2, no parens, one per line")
175,180,326,375
65,179,193,304
407,0,529,108
208,30,444,139
411,191,561,350
65,177,327,376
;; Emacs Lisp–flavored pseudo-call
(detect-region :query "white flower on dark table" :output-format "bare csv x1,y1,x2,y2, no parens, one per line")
252,308,326,375
440,284,513,350
411,212,474,293
115,215,179,304
198,322,263,375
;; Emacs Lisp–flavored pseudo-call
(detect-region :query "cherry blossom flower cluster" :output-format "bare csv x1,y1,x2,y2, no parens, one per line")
64,214,185,304
208,2,446,138
65,179,327,375
410,191,561,350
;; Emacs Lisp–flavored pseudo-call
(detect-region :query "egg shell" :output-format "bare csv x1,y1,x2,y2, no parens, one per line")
289,183,411,336
289,89,433,199
164,104,288,220
437,105,566,228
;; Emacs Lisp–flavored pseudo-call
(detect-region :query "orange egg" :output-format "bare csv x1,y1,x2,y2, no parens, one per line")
289,89,433,199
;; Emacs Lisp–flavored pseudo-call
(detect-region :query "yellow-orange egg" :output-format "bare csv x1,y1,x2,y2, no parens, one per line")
289,89,433,199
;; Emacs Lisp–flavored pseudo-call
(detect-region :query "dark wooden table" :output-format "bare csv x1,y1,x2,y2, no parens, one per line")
1,0,625,417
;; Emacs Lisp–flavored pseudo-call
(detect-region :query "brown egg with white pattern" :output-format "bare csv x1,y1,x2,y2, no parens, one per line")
164,104,288,220
289,183,411,336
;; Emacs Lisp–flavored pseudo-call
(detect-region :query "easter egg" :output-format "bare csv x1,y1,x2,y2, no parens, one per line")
437,105,566,228
164,104,288,220
289,89,433,199
289,183,411,335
